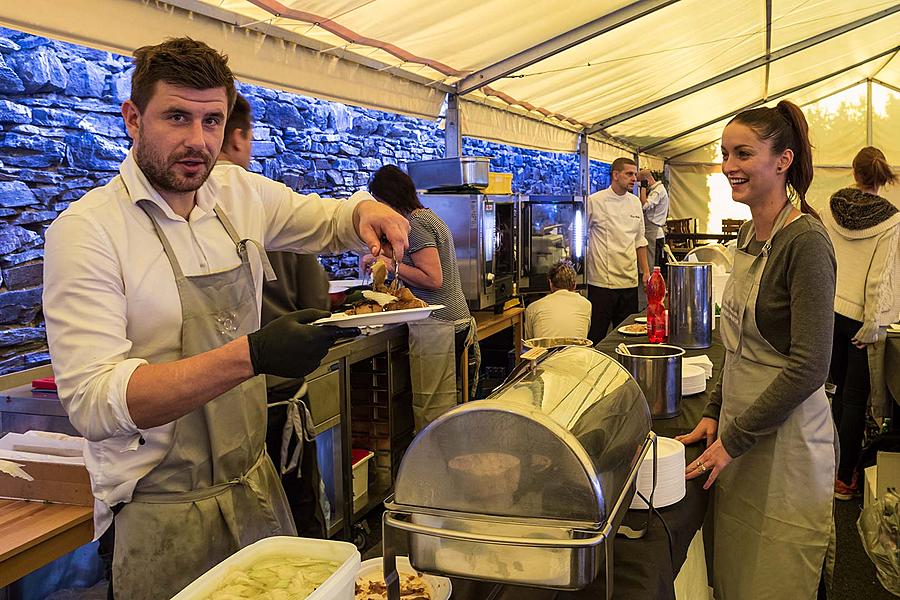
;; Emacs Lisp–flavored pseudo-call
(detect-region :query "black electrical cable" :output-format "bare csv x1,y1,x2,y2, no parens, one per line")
636,490,676,570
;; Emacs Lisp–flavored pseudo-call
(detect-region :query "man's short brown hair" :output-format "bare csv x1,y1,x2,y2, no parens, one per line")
131,37,236,113
224,93,252,146
611,157,636,173
548,260,577,290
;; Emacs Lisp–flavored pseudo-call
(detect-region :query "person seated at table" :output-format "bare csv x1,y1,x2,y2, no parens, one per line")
362,165,479,431
677,100,836,599
822,146,899,500
524,261,591,340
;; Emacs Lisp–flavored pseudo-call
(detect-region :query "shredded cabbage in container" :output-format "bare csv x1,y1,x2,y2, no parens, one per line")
205,556,341,599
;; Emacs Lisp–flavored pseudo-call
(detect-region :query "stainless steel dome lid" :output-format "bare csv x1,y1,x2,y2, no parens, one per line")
393,346,650,525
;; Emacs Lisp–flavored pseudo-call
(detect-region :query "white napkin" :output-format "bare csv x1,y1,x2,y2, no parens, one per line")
684,355,713,379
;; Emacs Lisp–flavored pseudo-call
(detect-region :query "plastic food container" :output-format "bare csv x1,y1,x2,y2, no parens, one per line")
351,449,374,503
171,536,360,599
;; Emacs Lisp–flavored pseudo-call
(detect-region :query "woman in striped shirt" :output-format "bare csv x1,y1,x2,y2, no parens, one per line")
364,165,476,431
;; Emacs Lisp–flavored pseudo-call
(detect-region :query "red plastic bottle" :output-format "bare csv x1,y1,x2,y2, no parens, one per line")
646,267,667,343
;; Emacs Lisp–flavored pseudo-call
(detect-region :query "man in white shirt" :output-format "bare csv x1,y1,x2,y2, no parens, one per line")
525,261,592,339
638,168,669,308
43,38,408,599
586,157,650,342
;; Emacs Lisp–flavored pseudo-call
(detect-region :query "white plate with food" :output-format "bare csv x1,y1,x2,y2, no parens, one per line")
328,279,369,293
356,556,451,600
314,305,445,328
618,323,647,336
634,316,647,324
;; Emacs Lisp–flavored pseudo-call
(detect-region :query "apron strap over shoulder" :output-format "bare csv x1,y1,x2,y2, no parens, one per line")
215,207,277,282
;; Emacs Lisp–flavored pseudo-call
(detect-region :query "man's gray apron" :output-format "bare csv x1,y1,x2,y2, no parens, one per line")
713,203,834,599
407,317,478,432
111,202,295,600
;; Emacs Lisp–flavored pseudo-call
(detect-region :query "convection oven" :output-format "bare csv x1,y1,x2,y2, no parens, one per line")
417,194,519,311
518,195,586,292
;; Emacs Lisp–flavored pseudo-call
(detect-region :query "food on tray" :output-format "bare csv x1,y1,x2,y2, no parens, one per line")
204,556,340,599
620,323,648,335
354,571,431,600
345,260,427,315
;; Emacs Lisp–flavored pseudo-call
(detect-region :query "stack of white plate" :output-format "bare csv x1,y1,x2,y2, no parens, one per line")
630,437,686,510
682,364,707,396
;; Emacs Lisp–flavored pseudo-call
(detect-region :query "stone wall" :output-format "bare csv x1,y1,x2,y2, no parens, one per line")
0,26,611,375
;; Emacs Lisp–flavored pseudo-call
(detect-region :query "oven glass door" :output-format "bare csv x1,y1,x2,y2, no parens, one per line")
524,199,585,291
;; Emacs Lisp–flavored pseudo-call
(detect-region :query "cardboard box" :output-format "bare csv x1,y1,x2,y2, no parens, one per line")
0,458,92,506
864,465,877,509
0,431,92,506
876,451,900,499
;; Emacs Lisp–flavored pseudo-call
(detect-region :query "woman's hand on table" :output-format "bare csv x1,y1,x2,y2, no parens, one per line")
684,439,733,490
677,417,732,490
675,417,718,448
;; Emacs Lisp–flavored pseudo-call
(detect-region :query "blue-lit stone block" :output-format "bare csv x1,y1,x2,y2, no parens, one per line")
0,181,37,207
11,47,67,93
65,132,127,170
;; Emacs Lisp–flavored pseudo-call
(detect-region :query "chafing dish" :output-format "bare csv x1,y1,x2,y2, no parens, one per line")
382,346,653,598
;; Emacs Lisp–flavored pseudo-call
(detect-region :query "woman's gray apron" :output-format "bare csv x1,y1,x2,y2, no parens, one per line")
407,316,477,432
713,203,834,599
111,202,295,600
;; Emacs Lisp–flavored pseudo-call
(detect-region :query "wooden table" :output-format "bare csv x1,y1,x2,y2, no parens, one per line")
460,306,525,401
0,499,93,587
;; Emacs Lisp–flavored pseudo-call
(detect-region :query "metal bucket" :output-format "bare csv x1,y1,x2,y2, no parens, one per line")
615,344,684,418
668,262,712,349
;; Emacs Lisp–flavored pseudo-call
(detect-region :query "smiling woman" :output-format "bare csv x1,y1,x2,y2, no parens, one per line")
678,101,838,599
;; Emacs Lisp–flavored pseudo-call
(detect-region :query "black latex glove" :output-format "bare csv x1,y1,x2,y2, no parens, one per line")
247,308,360,378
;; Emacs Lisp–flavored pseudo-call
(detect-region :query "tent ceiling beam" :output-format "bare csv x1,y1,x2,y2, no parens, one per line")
871,49,899,79
874,78,900,95
763,0,772,99
455,0,679,96
661,76,874,160
588,4,900,133
641,40,900,152
168,0,455,93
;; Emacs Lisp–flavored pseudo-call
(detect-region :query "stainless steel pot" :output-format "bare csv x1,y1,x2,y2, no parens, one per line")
615,344,685,418
668,262,713,349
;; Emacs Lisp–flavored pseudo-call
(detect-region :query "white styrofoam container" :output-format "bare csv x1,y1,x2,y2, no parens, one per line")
357,556,452,600
171,536,360,600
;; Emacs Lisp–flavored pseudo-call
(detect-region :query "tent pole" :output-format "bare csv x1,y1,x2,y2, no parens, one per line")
866,79,873,146
445,93,462,158
578,133,591,198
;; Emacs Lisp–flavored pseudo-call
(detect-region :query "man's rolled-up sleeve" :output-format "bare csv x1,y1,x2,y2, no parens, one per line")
43,214,146,442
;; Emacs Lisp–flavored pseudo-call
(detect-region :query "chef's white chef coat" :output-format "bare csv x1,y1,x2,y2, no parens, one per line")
643,182,670,236
43,152,368,538
586,187,648,289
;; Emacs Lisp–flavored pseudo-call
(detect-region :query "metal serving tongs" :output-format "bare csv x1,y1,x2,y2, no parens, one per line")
388,254,405,295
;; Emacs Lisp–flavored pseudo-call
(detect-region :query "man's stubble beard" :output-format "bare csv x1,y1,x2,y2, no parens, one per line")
134,137,213,195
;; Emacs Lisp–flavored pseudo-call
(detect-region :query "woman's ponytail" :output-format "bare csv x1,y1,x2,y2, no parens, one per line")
776,101,818,218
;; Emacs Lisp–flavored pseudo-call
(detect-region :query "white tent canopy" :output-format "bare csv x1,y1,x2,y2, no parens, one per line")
1,0,897,186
